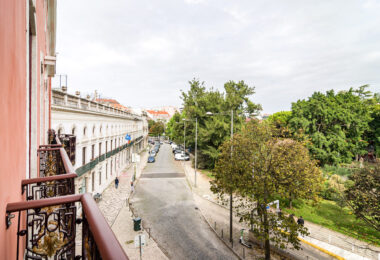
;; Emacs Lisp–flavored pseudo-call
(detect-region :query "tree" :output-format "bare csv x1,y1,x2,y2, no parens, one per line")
165,112,183,143
180,79,261,168
148,119,155,130
289,86,373,165
267,111,292,128
149,121,165,137
212,121,322,260
267,111,292,138
363,93,380,159
345,164,380,231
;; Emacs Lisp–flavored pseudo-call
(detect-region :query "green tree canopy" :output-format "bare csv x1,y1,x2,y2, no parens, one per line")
345,164,380,232
179,79,261,168
149,121,165,137
267,111,293,138
289,86,373,165
212,121,322,260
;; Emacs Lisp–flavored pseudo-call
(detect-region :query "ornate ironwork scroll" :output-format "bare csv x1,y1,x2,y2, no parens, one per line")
24,203,77,259
24,178,75,201
39,149,63,177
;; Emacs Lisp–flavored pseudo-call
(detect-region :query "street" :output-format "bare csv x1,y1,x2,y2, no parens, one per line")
131,144,238,259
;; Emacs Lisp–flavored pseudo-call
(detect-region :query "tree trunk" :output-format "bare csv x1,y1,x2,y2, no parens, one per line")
263,207,271,260
289,193,294,209
263,182,271,260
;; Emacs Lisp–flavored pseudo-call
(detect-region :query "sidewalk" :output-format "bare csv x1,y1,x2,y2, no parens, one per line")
182,161,380,260
97,150,168,260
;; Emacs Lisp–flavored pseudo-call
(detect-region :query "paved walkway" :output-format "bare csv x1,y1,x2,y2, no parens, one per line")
182,160,380,260
97,150,168,260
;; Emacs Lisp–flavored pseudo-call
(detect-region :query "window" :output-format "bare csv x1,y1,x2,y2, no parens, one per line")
106,141,108,153
82,147,86,165
91,144,95,160
111,140,113,150
72,127,76,135
99,171,102,185
91,172,95,191
83,127,87,136
93,126,96,135
99,142,102,156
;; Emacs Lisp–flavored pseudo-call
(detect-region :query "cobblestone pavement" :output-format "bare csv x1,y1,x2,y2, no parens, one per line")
97,150,168,260
182,160,380,260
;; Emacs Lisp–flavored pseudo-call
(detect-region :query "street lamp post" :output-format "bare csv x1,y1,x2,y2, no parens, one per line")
206,109,234,243
183,118,198,187
194,117,198,188
182,119,186,150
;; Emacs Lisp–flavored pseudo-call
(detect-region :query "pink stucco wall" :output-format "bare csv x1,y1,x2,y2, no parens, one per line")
0,0,27,257
0,0,51,258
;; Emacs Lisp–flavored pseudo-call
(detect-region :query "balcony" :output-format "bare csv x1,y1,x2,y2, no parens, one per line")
75,135,144,177
5,130,128,259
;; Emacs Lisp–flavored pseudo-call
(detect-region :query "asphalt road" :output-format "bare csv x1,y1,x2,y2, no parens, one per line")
131,143,238,260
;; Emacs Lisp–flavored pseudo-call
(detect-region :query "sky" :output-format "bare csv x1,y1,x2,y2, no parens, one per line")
55,0,380,114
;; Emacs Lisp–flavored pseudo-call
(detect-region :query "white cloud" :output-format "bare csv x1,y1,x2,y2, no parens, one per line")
184,0,206,5
56,0,380,113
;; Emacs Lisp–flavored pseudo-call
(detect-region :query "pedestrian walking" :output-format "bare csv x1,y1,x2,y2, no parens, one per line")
297,216,304,226
130,181,134,193
115,177,119,189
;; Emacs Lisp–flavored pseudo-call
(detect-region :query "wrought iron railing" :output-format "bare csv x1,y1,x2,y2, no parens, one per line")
6,194,128,260
5,130,128,259
58,134,76,165
21,173,76,200
38,146,65,177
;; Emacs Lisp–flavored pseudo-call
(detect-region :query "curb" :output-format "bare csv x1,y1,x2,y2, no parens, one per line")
298,237,345,260
182,161,347,260
127,150,170,259
196,204,242,260
181,162,242,259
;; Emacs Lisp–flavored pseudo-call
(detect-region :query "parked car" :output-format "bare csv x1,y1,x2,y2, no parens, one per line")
175,152,190,161
148,156,155,163
150,150,156,157
153,147,159,153
173,148,183,154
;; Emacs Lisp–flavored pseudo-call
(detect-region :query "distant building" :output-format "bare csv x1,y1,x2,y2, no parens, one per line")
95,98,131,112
146,110,171,123
159,106,180,118
262,113,271,120
52,87,149,195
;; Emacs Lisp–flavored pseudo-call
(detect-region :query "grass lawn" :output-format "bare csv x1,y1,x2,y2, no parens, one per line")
199,169,214,179
283,199,380,246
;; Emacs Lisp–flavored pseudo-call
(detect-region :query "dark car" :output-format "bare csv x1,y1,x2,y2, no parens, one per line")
148,156,155,163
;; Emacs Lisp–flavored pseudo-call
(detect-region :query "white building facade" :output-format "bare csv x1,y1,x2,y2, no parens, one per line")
51,88,149,195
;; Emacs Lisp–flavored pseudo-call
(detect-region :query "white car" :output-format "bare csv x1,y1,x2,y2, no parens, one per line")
171,143,178,150
175,152,190,161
